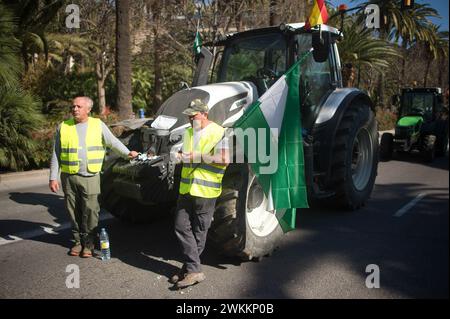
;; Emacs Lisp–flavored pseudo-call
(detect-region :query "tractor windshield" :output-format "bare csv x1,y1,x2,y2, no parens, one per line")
217,32,287,94
401,92,434,120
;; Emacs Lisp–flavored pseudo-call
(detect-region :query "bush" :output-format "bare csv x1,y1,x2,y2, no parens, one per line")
376,108,397,131
0,87,44,171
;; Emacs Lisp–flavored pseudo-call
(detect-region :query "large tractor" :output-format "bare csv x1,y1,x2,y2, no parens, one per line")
380,87,448,162
101,23,379,260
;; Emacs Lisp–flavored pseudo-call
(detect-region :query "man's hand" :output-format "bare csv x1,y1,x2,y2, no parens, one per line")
181,152,202,163
49,180,59,193
128,151,139,159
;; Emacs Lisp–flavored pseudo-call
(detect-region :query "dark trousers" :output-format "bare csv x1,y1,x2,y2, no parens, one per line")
61,173,100,249
174,194,216,273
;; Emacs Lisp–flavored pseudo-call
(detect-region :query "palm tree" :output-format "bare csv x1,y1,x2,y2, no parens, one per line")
337,16,401,89
0,4,22,88
2,0,64,70
389,3,439,87
46,33,94,71
422,26,449,87
0,3,44,171
115,0,133,119
356,0,413,106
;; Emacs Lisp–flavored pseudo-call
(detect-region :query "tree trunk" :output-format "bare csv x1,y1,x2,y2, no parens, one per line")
400,38,408,87
115,0,133,120
151,2,163,113
424,57,432,87
97,76,106,115
377,73,385,107
269,0,281,26
438,55,444,88
153,32,163,112
342,64,356,88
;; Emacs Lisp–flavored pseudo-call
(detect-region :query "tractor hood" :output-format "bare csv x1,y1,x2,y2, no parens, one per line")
154,81,258,130
397,116,423,127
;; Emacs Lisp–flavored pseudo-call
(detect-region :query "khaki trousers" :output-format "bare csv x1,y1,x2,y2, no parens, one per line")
61,173,100,249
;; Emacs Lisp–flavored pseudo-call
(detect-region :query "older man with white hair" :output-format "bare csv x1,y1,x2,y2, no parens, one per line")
49,96,138,258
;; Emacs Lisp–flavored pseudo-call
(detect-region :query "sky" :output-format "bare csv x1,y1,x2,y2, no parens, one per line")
328,0,449,31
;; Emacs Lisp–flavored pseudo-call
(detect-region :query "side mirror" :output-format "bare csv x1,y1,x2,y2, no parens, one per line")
312,31,330,63
192,47,213,87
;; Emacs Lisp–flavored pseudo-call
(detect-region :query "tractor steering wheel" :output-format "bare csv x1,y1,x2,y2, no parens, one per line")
410,107,425,116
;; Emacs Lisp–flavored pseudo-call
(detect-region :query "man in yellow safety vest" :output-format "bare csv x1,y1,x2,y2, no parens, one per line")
170,98,230,288
49,96,138,258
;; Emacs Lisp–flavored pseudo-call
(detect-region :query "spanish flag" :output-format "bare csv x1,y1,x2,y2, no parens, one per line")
305,0,328,30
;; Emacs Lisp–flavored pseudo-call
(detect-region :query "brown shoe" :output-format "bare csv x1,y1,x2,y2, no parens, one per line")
80,247,93,258
169,267,187,284
175,272,206,289
69,243,82,256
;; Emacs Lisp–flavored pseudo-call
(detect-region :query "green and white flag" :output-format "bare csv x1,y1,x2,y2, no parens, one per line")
193,31,202,55
233,53,311,232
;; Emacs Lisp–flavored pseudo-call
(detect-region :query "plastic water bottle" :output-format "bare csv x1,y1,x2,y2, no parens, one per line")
99,228,111,261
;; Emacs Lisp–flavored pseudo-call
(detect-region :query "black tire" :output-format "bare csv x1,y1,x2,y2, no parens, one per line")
208,164,284,260
380,133,394,161
100,183,172,223
329,103,379,210
421,134,436,163
434,120,449,157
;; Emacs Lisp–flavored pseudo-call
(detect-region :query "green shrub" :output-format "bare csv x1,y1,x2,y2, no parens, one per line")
376,108,397,131
0,87,44,171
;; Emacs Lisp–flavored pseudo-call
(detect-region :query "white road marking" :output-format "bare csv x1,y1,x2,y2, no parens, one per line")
0,214,114,247
394,193,427,217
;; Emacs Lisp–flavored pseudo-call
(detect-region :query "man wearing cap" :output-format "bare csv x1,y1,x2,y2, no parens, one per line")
49,96,139,258
170,98,230,288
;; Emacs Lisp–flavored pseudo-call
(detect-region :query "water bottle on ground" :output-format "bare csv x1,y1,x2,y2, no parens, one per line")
99,228,111,261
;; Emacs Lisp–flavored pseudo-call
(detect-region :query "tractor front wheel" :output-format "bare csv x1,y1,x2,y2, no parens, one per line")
208,164,285,260
329,103,379,210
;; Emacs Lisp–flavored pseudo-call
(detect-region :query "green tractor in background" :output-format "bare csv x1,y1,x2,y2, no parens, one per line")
380,87,448,162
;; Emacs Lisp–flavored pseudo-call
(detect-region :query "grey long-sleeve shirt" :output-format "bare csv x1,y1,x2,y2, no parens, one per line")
50,120,130,181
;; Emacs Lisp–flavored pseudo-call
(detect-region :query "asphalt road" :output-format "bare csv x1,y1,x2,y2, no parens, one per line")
0,154,448,299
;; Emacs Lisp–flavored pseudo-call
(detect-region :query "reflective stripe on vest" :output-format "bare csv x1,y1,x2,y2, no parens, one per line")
59,117,105,174
179,123,226,198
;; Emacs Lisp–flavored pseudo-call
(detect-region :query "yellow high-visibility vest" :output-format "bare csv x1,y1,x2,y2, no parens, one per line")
179,122,226,198
59,117,105,174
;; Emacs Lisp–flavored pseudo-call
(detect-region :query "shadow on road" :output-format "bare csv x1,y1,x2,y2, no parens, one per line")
243,180,449,298
0,192,72,248
381,152,449,171
96,216,242,287
3,175,448,297
3,190,241,287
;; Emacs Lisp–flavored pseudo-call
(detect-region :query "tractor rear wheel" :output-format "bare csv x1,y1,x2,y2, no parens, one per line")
421,134,436,163
208,164,285,260
329,103,379,210
435,120,449,157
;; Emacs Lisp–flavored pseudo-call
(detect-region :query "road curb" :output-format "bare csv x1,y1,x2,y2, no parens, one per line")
0,169,49,183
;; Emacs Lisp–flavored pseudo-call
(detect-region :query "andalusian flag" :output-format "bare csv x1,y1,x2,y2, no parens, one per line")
305,0,328,30
233,53,311,232
193,31,202,55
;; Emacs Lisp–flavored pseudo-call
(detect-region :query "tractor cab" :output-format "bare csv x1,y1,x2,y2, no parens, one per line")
195,23,343,131
398,87,443,123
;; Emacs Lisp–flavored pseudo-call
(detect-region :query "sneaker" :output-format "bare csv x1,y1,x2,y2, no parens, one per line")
169,267,187,284
80,247,93,258
69,243,82,256
175,272,206,289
